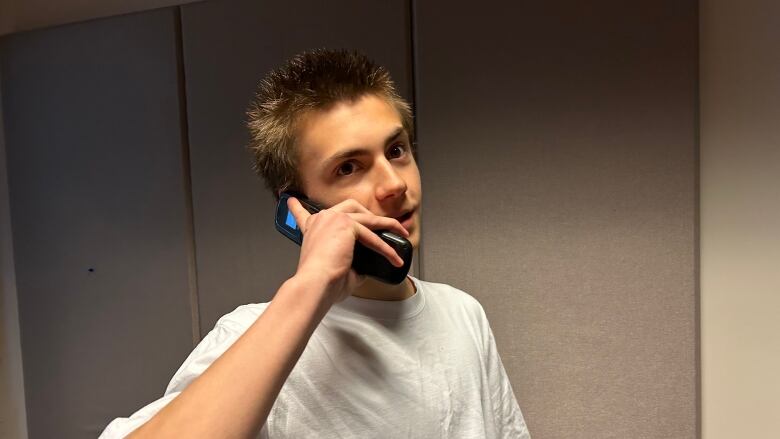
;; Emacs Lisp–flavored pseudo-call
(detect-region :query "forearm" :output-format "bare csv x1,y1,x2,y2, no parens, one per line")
129,273,333,438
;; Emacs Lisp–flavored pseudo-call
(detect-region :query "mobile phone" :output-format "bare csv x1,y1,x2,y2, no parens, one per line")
274,192,413,284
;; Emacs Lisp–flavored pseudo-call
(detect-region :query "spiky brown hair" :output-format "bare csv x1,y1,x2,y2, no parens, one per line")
246,49,415,198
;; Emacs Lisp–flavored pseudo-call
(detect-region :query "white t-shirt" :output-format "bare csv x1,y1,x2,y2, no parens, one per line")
101,277,531,438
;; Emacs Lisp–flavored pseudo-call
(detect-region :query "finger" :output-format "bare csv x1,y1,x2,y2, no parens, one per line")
287,197,312,234
346,213,409,237
326,199,409,238
354,223,405,267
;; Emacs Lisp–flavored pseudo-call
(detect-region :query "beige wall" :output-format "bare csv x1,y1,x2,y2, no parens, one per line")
700,1,780,438
0,0,198,35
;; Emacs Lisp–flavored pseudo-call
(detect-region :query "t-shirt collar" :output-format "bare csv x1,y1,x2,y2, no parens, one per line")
331,276,425,320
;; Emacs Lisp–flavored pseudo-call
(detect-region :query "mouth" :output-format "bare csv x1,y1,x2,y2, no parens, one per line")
394,209,416,231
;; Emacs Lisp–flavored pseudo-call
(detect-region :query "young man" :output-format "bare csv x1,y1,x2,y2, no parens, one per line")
101,49,530,438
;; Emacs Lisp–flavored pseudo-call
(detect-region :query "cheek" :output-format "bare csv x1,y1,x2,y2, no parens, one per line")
406,165,422,194
330,185,376,209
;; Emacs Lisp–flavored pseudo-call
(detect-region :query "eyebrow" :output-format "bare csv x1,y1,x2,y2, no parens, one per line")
323,126,406,168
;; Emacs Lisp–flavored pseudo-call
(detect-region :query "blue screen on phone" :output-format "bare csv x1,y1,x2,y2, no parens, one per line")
285,210,298,230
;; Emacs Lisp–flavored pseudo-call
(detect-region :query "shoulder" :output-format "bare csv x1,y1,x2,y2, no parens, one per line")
415,278,495,358
416,277,489,323
191,302,271,359
165,302,270,393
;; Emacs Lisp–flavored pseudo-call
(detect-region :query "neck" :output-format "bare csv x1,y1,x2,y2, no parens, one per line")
352,276,416,301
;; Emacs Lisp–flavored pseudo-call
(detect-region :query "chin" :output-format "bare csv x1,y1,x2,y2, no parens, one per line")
408,231,420,250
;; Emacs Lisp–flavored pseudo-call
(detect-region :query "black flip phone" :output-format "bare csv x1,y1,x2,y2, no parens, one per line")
274,192,413,284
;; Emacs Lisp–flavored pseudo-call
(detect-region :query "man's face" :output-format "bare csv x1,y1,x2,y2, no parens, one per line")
296,94,422,248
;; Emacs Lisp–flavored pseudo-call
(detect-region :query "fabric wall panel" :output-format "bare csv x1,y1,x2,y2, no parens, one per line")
0,8,195,437
180,0,413,335
413,1,698,438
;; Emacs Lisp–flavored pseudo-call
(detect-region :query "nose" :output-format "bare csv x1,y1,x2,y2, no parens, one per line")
374,158,407,201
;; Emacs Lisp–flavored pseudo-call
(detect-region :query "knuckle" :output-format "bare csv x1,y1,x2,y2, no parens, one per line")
319,209,339,221
337,214,352,226
345,198,359,208
324,210,351,227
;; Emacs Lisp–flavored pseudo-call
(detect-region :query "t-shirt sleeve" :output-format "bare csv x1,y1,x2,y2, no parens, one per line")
477,304,532,438
98,312,262,438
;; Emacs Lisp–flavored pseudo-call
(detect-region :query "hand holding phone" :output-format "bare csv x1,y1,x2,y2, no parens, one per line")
275,192,413,285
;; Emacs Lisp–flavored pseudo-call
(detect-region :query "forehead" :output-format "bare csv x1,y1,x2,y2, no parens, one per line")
295,94,403,163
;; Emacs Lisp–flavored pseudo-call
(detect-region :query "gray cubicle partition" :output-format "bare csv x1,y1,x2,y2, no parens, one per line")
1,9,195,437
413,1,699,438
1,0,699,437
179,0,414,335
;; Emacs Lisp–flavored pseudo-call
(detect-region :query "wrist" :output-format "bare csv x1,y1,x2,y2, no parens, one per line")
281,271,340,315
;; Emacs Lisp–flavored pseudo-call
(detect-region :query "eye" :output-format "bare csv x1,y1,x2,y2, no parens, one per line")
336,161,357,176
388,143,407,159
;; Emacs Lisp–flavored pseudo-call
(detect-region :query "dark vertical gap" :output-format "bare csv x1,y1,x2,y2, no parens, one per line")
174,6,202,346
0,67,31,438
694,0,702,437
408,0,424,280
